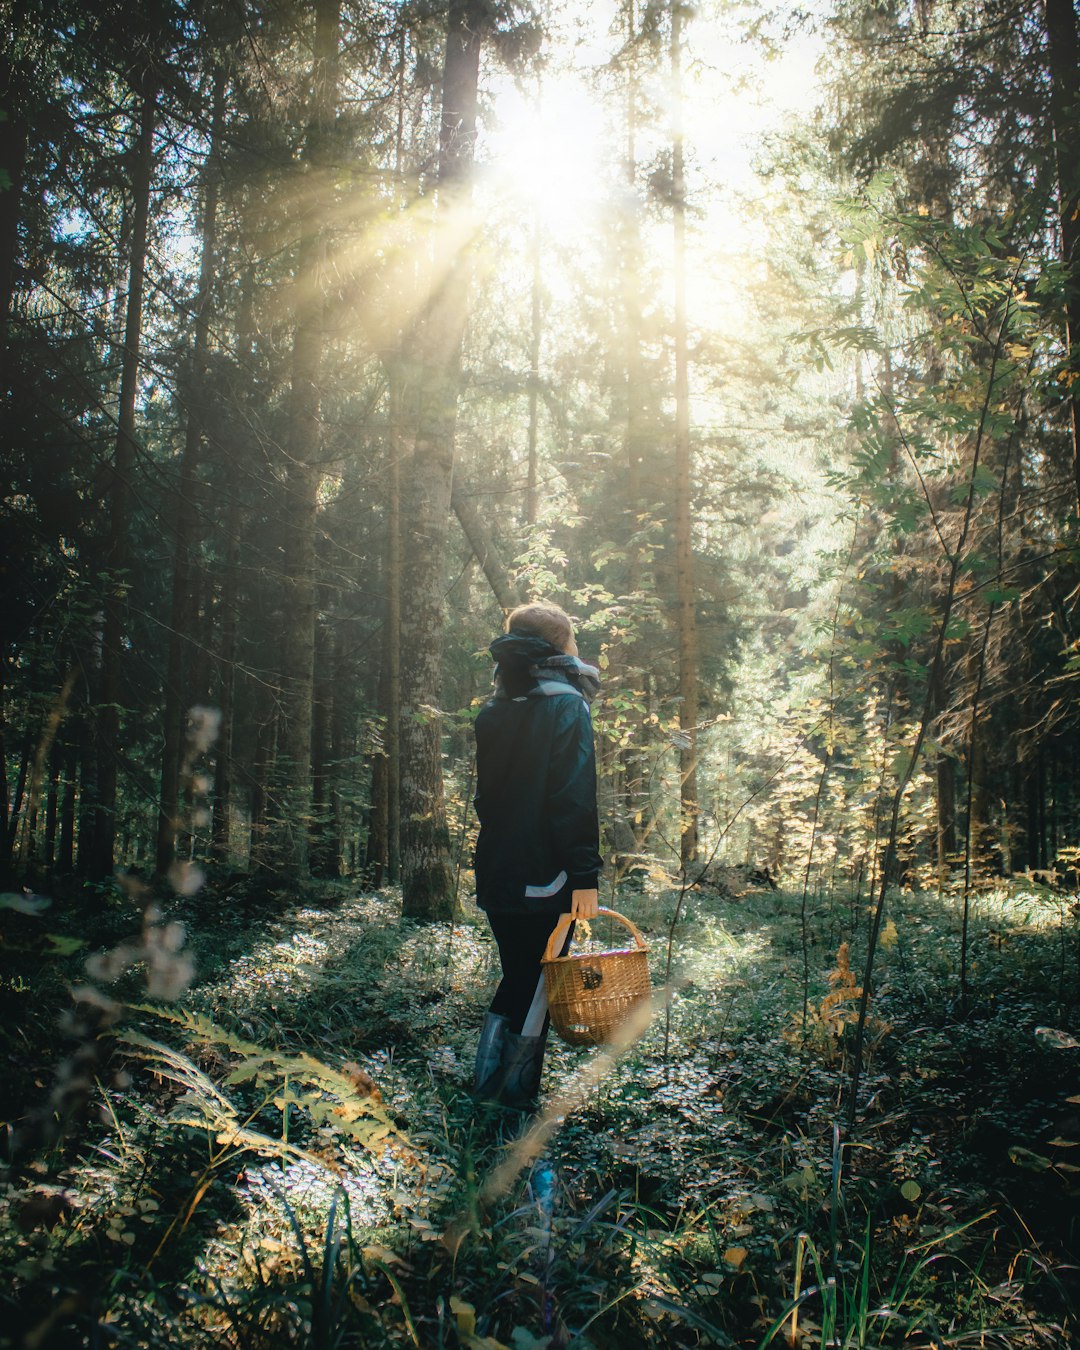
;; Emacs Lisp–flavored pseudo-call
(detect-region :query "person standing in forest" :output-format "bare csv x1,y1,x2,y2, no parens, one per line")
471,602,603,1111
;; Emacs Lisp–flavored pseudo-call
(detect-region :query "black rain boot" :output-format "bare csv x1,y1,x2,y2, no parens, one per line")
493,1028,548,1112
473,1012,509,1101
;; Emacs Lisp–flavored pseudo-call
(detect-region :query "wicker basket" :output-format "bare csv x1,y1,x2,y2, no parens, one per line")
542,908,651,1047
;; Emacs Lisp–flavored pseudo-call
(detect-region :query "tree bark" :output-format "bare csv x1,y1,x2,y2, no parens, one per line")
310,586,336,877
76,653,99,878
936,753,957,874
451,483,521,612
399,0,485,920
0,54,29,382
212,264,255,866
44,745,59,872
212,515,239,865
249,711,276,872
615,0,657,870
0,669,9,882
328,626,351,875
4,732,29,864
274,0,340,879
58,737,76,875
367,384,404,887
17,669,76,873
1044,0,1080,512
671,0,699,870
93,80,157,879
525,205,542,526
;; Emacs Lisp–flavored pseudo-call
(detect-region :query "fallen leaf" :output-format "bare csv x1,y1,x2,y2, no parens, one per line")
1035,1026,1080,1050
451,1296,476,1338
341,1061,383,1101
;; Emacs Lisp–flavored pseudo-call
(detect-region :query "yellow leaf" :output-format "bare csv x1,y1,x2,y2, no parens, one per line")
450,1297,476,1339
723,1246,747,1269
880,920,898,950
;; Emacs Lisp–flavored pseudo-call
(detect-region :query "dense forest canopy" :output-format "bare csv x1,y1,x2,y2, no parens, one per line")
1,0,1075,908
3,0,1080,1344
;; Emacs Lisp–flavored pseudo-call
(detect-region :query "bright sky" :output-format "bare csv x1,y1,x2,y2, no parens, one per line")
476,0,826,351
470,1,835,522
480,1,823,245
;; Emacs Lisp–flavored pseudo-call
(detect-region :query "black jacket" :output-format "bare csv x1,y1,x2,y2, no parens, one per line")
473,634,602,914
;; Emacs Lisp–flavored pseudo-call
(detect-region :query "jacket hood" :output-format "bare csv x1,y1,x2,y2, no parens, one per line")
489,632,562,669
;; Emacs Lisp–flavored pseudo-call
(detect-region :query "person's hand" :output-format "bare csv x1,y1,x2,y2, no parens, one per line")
570,888,600,920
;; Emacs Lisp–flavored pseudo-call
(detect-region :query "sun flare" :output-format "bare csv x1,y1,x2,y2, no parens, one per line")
482,77,607,238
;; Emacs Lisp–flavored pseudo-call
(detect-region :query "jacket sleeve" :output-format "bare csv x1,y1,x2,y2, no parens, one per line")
545,696,602,889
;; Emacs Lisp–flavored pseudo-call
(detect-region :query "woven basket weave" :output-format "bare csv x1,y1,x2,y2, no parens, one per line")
542,908,651,1047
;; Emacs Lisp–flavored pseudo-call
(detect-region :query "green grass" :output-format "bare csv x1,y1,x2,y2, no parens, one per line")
3,878,1079,1346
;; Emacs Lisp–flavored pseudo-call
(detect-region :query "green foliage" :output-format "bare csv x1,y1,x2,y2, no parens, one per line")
120,1004,398,1158
3,0,1080,1337
5,879,1080,1346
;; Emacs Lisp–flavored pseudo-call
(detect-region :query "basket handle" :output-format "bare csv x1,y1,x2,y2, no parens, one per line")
543,907,648,963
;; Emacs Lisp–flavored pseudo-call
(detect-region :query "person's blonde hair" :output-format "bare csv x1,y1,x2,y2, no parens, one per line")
505,602,577,655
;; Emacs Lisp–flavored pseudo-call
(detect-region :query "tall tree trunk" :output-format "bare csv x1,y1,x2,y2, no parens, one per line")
249,711,276,872
44,744,59,872
1044,0,1080,512
671,0,699,870
92,81,157,879
0,54,29,381
451,483,520,611
931,659,956,879
274,0,340,879
936,753,957,874
525,203,542,526
0,669,9,884
76,650,99,878
17,668,76,873
616,0,655,870
157,70,224,877
310,588,334,877
328,627,350,876
399,0,485,920
58,737,77,875
1031,750,1047,864
385,37,410,889
4,731,29,866
212,515,239,865
367,391,402,886
213,264,256,866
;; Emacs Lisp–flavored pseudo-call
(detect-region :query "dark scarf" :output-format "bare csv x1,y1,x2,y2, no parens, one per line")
530,652,601,704
489,633,602,704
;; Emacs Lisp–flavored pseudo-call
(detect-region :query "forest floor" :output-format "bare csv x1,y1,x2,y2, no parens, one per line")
3,873,1080,1348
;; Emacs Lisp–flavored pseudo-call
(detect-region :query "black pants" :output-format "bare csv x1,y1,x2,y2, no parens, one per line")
486,909,574,1034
